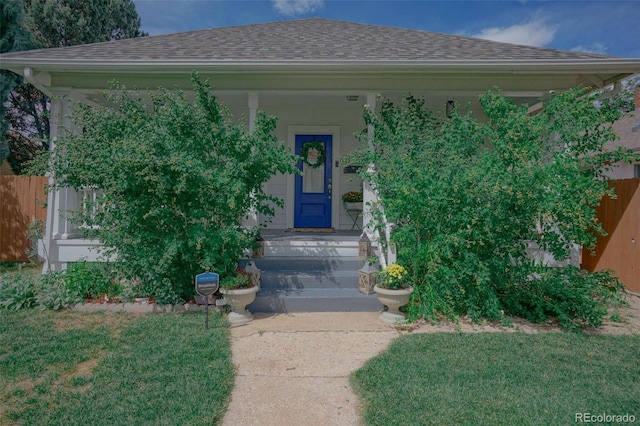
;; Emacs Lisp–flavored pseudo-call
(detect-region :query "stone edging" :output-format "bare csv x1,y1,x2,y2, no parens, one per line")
72,303,223,314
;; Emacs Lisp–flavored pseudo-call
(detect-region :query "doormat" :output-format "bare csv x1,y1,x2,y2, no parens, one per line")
286,228,336,233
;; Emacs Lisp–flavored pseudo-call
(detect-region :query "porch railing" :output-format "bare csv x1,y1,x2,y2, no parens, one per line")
78,186,104,230
364,168,396,269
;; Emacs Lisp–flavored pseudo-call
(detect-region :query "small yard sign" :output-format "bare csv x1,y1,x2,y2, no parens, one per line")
195,272,219,296
195,272,219,330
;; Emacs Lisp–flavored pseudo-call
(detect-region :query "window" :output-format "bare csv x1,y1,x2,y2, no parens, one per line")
635,164,640,178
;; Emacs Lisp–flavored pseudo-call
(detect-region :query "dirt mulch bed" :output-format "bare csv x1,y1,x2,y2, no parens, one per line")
407,293,640,335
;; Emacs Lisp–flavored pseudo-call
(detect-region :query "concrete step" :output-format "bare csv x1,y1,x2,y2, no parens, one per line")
238,236,379,312
240,256,362,272
263,240,360,257
260,270,359,290
249,288,382,313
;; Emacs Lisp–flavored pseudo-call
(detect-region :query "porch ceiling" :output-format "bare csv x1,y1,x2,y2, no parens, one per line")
215,90,543,111
40,68,623,112
72,87,542,114
28,66,638,93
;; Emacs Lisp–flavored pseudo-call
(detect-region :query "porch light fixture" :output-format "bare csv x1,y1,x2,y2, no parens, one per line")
358,232,372,259
346,95,359,102
446,99,455,118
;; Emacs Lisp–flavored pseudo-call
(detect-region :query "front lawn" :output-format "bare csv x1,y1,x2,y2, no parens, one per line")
0,262,40,275
0,309,234,425
351,332,640,425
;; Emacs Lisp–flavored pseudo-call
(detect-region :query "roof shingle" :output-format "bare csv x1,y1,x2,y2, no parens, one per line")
0,18,613,62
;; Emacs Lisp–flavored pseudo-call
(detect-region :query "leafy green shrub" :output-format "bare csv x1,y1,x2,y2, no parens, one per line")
63,261,119,301
499,266,623,330
0,273,37,309
1,271,78,311
141,278,184,305
35,272,80,310
346,88,638,329
2,262,128,310
220,269,253,290
35,73,298,302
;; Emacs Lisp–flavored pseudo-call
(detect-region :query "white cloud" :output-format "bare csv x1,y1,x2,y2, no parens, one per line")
472,19,557,48
571,42,608,55
272,0,324,17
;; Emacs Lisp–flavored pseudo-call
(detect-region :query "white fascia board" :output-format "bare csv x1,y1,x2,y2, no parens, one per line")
2,58,640,75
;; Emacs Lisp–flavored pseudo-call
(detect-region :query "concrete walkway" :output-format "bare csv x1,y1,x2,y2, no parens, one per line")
220,295,640,425
221,312,402,426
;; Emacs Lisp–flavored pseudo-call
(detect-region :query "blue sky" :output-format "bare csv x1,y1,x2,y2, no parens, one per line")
132,0,640,58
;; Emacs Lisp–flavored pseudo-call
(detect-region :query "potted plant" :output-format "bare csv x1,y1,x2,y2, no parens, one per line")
342,191,363,211
219,268,258,325
373,263,413,324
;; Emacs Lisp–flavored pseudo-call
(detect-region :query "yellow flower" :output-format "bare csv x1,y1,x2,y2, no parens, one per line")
385,263,407,278
380,263,408,289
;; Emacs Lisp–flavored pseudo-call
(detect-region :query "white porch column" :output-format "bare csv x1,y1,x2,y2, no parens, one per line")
42,98,59,272
55,94,80,241
43,95,70,270
363,92,396,266
243,92,260,229
363,92,377,238
43,92,83,272
248,92,258,133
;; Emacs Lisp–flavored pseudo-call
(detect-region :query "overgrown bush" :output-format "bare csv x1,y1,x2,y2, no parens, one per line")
35,272,80,310
0,273,37,309
346,87,637,329
0,270,77,310
61,261,120,301
33,73,298,303
1,262,128,310
499,266,623,331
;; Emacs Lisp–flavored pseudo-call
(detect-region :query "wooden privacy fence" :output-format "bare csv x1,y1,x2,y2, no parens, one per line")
0,176,48,262
581,178,640,293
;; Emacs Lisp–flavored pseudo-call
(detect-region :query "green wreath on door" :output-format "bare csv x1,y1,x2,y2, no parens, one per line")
301,142,326,169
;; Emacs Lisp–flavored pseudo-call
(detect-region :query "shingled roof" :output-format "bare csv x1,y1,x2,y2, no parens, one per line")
0,18,615,63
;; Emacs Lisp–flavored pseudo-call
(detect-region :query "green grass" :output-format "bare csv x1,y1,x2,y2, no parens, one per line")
0,309,234,425
0,262,41,275
351,333,640,426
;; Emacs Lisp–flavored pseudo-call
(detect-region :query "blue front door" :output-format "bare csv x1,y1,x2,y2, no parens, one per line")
294,135,332,228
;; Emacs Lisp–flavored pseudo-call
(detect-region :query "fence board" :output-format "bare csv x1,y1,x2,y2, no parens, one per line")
582,178,640,293
0,176,48,262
